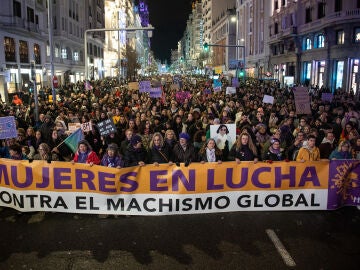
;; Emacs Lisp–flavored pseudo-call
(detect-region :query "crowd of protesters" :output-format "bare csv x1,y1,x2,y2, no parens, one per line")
1,75,360,168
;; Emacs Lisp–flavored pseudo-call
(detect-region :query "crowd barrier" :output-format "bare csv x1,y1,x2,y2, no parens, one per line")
0,159,359,215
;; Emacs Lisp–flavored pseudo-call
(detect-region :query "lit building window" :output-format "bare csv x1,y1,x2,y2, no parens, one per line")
55,45,60,57
317,34,324,48
305,37,312,50
74,51,79,61
61,48,67,59
355,28,360,43
337,30,345,45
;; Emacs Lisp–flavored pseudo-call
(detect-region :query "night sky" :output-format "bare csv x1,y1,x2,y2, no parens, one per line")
147,0,193,63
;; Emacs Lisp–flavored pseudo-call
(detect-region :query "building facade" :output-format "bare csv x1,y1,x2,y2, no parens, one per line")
268,0,360,92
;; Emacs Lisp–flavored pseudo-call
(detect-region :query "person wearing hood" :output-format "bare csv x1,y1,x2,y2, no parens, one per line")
262,138,285,161
72,139,100,166
319,131,337,159
296,135,320,162
124,134,148,167
329,141,352,160
39,114,55,144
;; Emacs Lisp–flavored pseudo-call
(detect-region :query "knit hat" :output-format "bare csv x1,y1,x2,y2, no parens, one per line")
270,138,280,145
107,143,118,152
130,134,142,145
179,132,190,141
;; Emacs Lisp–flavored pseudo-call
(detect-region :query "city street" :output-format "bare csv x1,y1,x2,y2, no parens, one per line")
1,206,360,269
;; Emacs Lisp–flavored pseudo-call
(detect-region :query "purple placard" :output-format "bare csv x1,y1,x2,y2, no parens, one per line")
0,116,17,139
149,87,162,98
232,78,239,87
139,80,151,93
321,93,333,102
327,160,360,209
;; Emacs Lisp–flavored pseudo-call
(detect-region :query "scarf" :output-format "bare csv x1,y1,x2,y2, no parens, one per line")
77,151,89,163
269,146,280,154
206,148,216,162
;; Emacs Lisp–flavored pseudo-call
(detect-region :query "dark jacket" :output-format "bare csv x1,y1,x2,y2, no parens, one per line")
172,143,197,163
124,145,148,167
229,144,257,161
149,144,173,163
263,148,285,161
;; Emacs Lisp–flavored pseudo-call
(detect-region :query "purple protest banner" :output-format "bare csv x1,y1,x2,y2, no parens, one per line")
321,93,333,102
232,78,239,87
0,116,17,139
149,87,162,98
175,91,191,104
327,160,360,209
139,80,151,93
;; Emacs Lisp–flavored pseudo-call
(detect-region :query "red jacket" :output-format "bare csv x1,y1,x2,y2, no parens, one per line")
73,150,100,165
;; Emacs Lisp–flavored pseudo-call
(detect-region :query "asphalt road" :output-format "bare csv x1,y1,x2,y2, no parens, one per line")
0,207,360,270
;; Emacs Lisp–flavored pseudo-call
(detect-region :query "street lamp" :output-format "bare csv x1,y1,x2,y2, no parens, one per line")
84,26,154,80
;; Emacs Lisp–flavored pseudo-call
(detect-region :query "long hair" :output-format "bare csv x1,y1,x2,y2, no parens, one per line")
235,131,258,155
149,132,165,149
337,140,351,152
199,138,222,156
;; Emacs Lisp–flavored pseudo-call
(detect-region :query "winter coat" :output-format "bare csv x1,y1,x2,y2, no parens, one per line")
73,150,101,165
172,143,197,163
124,145,148,167
149,144,173,164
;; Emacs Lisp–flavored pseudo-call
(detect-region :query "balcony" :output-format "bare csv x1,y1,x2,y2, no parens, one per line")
298,9,360,33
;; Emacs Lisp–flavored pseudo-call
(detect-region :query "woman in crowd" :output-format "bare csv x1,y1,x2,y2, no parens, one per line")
8,143,28,160
148,132,173,165
351,137,360,159
100,143,124,168
164,129,177,149
229,131,259,163
72,139,100,166
33,143,59,162
329,141,352,160
124,134,148,167
262,138,285,161
198,138,223,164
173,132,197,166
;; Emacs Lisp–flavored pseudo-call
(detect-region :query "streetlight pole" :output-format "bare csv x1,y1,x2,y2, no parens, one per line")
84,26,154,80
47,0,56,106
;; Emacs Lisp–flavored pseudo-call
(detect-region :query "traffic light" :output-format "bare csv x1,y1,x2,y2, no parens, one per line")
203,42,209,52
239,68,245,77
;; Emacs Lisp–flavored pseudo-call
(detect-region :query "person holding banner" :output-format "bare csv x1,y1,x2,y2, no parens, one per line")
229,131,259,163
198,138,223,164
329,141,352,160
100,143,124,168
262,138,285,162
148,132,173,166
173,132,197,167
72,140,100,166
296,135,320,162
124,134,148,167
